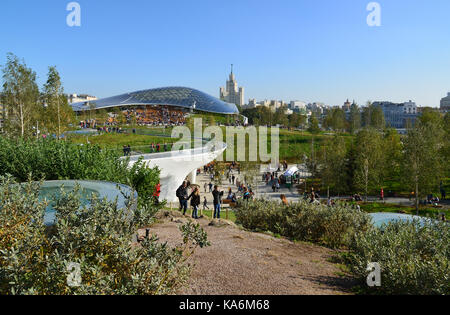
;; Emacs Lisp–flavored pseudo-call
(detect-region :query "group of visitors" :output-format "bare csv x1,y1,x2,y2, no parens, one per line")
302,188,321,204
97,126,124,134
427,194,441,206
263,172,282,192
176,181,225,220
79,119,97,129
149,143,168,153
122,145,132,156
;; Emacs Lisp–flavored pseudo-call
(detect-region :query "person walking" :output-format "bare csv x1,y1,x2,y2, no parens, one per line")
153,182,161,205
188,187,201,219
380,188,385,201
176,181,189,215
204,182,208,193
208,182,213,193
243,187,251,201
440,181,446,200
203,197,210,211
212,185,224,219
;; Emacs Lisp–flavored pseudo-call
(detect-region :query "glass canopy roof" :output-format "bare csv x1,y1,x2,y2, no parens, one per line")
71,87,239,115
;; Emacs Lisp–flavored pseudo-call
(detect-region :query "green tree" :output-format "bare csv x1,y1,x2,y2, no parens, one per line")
382,128,403,181
443,113,450,179
348,103,361,134
370,106,385,130
402,110,445,213
288,113,307,129
1,53,40,138
43,66,74,137
361,102,372,127
353,128,385,201
308,113,321,134
273,107,289,127
361,103,385,130
319,135,348,196
328,108,346,132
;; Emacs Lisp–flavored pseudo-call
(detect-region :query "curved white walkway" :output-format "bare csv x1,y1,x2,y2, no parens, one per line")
125,142,226,202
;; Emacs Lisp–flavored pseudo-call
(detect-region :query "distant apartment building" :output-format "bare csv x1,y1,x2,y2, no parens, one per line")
372,100,418,128
269,100,282,112
220,65,245,107
440,92,450,112
247,99,258,108
68,94,97,104
307,102,325,115
290,101,307,113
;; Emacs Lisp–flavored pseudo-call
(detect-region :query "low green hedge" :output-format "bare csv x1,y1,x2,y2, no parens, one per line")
345,220,449,295
235,199,449,295
235,199,372,249
0,136,160,206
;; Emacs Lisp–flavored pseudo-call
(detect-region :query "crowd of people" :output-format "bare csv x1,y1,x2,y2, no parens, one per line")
123,106,187,127
176,181,225,220
79,119,97,129
175,162,255,220
78,106,188,130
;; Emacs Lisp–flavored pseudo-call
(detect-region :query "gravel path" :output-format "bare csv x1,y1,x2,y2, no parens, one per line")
146,213,356,295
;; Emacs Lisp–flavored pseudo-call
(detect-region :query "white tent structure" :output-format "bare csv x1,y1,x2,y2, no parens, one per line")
284,166,299,177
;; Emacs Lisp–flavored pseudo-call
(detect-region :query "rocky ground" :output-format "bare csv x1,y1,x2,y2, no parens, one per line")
141,211,357,295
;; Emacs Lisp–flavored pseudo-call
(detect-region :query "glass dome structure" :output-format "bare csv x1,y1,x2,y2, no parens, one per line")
71,87,239,115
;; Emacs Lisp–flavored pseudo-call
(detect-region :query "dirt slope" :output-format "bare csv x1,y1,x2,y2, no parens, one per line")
145,213,356,295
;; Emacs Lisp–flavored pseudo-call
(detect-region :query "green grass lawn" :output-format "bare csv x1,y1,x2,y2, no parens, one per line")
67,126,338,163
68,132,182,154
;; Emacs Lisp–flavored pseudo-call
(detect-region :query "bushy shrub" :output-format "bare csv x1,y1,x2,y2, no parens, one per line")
235,199,372,248
0,136,160,207
0,176,209,295
345,220,450,295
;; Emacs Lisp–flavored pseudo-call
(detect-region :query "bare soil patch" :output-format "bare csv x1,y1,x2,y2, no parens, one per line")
144,212,356,295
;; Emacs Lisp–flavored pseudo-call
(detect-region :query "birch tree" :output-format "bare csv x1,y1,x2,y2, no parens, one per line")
1,53,39,138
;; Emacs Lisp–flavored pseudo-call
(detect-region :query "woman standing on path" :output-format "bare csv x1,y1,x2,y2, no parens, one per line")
188,187,201,219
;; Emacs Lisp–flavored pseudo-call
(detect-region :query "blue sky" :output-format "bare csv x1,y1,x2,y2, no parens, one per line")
1,0,449,107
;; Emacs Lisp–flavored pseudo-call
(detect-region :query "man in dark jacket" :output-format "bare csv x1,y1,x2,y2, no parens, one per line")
212,185,224,219
176,181,189,215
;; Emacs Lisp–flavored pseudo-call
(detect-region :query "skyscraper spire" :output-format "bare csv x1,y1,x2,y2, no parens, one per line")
221,65,244,107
